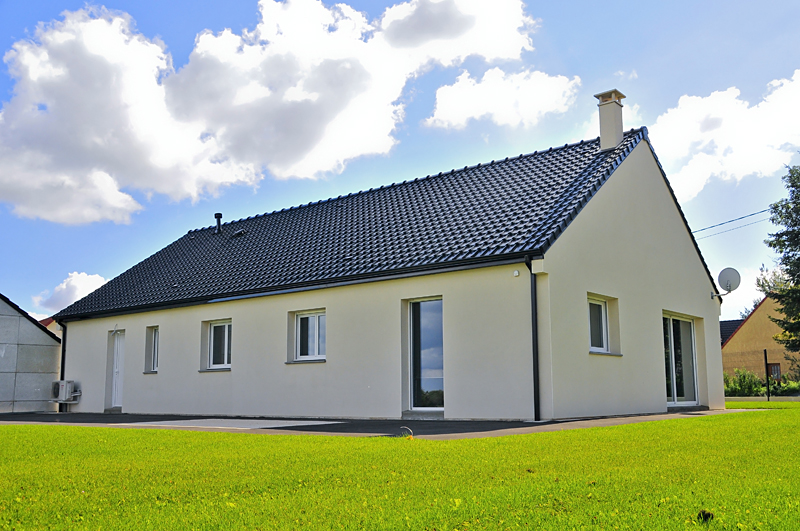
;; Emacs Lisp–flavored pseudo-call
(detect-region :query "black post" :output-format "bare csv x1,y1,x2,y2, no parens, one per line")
764,348,770,402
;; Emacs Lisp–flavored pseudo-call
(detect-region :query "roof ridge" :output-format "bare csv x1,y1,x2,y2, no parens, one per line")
189,132,650,233
518,128,646,253
54,126,655,320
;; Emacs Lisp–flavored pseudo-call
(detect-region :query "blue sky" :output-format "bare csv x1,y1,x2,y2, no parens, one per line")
1,0,799,319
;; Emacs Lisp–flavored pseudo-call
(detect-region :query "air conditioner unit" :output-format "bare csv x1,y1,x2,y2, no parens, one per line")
51,380,81,403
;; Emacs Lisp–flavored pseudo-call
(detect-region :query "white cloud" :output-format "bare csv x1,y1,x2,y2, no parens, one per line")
648,70,800,202
33,272,108,313
614,69,638,80
28,311,51,322
425,67,580,129
0,0,544,224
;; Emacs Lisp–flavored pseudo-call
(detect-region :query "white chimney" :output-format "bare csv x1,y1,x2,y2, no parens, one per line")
593,89,626,150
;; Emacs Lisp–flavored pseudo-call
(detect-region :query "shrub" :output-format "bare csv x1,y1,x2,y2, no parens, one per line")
724,369,764,397
724,369,800,397
772,377,800,396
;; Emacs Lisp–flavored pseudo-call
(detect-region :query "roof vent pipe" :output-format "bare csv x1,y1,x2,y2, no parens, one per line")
593,89,625,150
214,213,222,234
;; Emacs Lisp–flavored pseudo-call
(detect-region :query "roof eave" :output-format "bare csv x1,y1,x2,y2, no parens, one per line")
55,251,544,322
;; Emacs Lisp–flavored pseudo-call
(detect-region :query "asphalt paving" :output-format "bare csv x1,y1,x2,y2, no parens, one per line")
0,409,745,440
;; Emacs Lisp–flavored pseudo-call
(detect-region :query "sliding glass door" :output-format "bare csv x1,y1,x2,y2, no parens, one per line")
663,315,697,405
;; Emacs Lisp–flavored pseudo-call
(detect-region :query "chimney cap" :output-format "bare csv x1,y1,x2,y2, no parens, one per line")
214,212,222,220
593,89,626,104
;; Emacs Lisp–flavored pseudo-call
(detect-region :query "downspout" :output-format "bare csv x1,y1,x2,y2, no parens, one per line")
525,256,540,421
57,320,67,413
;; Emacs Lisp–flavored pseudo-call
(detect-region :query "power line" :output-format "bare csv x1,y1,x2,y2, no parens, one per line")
692,209,770,233
694,218,770,240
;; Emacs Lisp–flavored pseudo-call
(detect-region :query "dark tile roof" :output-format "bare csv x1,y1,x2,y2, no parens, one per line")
720,319,744,345
56,128,688,320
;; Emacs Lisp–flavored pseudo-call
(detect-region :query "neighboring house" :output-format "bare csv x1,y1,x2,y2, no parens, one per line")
0,293,61,412
720,318,744,345
54,90,725,420
39,317,63,341
721,297,790,381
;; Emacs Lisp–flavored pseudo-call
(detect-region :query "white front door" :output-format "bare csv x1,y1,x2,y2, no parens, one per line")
112,331,125,408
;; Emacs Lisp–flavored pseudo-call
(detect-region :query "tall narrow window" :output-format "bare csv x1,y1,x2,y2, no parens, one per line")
663,315,697,405
411,299,443,408
588,299,608,352
296,312,326,360
209,320,232,369
145,326,159,373
151,327,159,371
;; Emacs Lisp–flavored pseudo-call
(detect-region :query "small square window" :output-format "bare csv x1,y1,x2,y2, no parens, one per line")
296,312,326,360
208,320,232,369
588,299,608,352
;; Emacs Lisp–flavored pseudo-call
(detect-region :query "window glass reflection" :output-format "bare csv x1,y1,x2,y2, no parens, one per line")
412,300,443,408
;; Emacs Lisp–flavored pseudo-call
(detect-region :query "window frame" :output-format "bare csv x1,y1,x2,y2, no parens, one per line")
767,363,781,381
408,297,444,411
663,313,699,406
588,298,609,353
208,320,232,369
144,326,159,374
294,311,326,361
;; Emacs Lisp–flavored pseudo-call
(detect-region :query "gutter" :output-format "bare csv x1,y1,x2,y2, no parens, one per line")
57,252,544,322
525,255,541,421
57,320,67,413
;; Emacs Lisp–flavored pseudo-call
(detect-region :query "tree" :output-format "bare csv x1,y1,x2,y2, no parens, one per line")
765,165,800,376
739,264,789,319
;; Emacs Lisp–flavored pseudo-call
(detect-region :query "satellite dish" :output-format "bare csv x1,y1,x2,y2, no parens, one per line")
718,268,741,293
712,268,741,299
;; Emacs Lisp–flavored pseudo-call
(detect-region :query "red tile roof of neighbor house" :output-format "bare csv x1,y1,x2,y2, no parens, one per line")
55,128,715,320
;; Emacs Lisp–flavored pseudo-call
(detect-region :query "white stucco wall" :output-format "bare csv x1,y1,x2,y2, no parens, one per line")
63,263,535,420
535,141,724,419
61,140,723,421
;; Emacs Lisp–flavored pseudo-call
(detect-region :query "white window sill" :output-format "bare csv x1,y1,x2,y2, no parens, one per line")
589,350,622,357
286,358,326,364
199,367,231,372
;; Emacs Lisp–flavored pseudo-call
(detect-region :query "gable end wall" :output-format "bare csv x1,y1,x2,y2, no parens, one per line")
0,299,61,412
537,141,724,419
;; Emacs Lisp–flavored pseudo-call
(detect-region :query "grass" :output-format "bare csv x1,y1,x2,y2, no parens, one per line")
2,411,799,530
726,400,800,409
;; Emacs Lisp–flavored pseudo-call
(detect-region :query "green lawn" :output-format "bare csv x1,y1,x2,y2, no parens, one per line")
726,400,800,409
2,411,798,530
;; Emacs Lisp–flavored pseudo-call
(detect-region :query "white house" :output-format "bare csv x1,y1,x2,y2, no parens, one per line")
54,90,725,420
1,293,62,412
